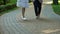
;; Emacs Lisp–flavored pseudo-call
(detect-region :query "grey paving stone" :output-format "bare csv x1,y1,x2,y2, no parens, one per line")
0,0,60,34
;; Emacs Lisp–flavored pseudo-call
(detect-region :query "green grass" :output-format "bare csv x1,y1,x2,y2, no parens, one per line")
10,0,17,3
52,5,60,15
52,1,60,15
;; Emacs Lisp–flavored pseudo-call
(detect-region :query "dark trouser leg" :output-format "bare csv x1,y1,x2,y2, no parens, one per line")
33,2,38,16
38,3,42,16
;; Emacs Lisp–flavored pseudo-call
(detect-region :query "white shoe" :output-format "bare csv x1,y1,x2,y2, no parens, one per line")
21,17,27,21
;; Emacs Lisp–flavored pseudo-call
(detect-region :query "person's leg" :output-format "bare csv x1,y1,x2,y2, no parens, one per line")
38,3,42,16
22,8,25,18
33,2,38,16
22,7,27,20
36,3,42,19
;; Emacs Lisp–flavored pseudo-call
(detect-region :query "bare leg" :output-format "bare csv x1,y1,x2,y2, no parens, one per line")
21,8,27,20
22,8,25,18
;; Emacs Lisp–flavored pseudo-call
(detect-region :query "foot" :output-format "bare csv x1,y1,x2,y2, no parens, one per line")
36,15,40,19
21,16,27,21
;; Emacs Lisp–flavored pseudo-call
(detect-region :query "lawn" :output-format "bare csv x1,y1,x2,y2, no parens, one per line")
52,0,60,15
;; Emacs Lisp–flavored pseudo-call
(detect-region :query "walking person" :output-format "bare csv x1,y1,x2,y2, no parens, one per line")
17,0,29,20
33,0,43,19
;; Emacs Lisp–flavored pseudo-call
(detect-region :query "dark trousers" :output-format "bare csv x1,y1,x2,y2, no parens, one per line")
33,1,42,16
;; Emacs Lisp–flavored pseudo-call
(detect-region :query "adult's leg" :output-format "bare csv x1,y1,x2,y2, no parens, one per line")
33,2,38,16
38,3,42,16
36,3,42,19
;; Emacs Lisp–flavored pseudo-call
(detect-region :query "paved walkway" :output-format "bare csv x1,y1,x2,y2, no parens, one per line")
0,2,60,34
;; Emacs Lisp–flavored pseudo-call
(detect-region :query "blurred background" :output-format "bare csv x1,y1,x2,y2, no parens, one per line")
0,0,60,15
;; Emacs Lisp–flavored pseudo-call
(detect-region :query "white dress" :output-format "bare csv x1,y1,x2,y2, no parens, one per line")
17,0,29,8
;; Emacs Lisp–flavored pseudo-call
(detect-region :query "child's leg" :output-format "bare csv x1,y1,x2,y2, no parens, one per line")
21,8,27,20
22,8,25,18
